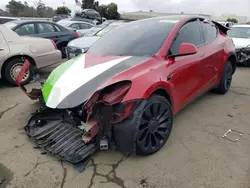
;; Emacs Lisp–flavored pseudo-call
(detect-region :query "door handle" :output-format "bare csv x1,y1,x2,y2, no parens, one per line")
0,48,4,51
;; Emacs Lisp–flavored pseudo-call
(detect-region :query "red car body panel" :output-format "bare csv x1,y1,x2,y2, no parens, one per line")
97,16,235,115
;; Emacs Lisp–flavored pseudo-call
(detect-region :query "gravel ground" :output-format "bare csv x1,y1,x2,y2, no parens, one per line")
0,65,250,188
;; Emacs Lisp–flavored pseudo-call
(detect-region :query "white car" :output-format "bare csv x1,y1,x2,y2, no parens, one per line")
228,24,250,65
57,20,95,37
218,21,234,28
0,25,62,86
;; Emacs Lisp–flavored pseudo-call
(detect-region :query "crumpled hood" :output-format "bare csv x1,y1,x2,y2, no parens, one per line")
68,36,100,49
232,37,250,49
42,54,149,109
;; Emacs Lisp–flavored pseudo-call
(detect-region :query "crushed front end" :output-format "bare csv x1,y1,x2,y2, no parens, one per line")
235,44,250,66
20,72,146,167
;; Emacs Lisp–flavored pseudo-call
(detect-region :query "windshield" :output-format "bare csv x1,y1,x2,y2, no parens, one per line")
4,22,18,29
228,27,250,38
57,21,70,27
87,18,177,57
85,27,105,36
95,24,123,37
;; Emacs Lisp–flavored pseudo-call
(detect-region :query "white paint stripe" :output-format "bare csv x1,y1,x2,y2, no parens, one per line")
46,55,131,108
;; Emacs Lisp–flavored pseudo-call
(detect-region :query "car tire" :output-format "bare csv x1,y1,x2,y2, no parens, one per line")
58,43,68,58
214,61,233,94
3,57,33,86
136,95,173,156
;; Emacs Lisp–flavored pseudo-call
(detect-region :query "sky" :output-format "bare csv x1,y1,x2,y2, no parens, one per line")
0,0,250,16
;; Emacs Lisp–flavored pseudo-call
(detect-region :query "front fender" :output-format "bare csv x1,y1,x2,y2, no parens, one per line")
122,80,176,112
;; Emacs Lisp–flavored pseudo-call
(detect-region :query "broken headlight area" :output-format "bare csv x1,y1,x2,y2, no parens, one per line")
236,45,250,65
24,80,145,170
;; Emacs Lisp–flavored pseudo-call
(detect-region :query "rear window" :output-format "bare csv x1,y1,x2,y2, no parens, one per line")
87,18,177,57
4,22,18,29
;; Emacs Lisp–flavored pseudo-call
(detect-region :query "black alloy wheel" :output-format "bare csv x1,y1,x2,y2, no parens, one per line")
213,61,233,94
136,95,173,155
224,63,233,91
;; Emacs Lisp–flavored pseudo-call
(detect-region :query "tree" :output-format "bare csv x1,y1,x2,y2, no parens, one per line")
6,0,25,16
82,0,120,20
0,9,10,16
96,5,107,18
82,0,95,9
227,18,238,23
106,3,120,19
55,6,71,15
5,0,55,17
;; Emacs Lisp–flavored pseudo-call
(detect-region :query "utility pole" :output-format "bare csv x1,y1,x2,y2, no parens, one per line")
62,0,66,7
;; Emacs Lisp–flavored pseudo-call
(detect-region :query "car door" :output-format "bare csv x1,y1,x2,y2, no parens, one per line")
198,19,222,90
168,19,205,110
14,23,36,37
87,10,94,18
79,23,93,30
68,23,81,31
36,22,59,41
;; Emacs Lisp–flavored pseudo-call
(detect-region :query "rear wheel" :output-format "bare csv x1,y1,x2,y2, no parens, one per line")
214,61,233,94
3,57,33,86
136,95,173,155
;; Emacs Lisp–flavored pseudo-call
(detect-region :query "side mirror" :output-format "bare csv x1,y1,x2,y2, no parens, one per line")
168,43,198,58
178,43,198,56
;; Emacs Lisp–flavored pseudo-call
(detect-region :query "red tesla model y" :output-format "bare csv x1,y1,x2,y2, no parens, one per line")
24,15,236,163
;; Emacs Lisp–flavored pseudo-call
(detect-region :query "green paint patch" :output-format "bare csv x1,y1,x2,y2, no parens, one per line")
42,58,78,102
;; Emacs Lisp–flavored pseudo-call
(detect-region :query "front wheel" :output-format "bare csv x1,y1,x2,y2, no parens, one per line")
136,95,173,156
214,61,233,94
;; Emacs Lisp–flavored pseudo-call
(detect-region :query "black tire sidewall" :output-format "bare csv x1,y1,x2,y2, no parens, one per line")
3,58,33,86
217,61,233,94
136,95,173,156
59,43,68,58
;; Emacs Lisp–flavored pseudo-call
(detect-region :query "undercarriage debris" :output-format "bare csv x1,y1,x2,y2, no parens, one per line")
236,44,250,66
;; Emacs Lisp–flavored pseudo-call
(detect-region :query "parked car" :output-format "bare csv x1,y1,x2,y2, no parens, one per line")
0,16,20,24
59,17,96,25
4,20,80,58
228,24,250,65
218,21,234,28
20,15,236,164
81,9,101,20
52,14,71,22
57,20,95,37
66,22,125,59
0,25,61,86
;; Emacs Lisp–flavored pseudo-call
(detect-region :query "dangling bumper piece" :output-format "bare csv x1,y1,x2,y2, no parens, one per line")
25,109,97,164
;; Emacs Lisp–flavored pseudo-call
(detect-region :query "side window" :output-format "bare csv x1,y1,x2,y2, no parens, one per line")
37,23,56,34
80,23,92,29
69,23,80,30
15,24,35,35
201,21,218,43
170,20,203,55
54,24,62,32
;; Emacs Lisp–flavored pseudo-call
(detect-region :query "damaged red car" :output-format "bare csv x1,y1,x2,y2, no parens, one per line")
19,15,236,166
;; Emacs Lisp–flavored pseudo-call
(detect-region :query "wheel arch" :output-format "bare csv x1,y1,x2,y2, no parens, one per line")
1,55,36,78
151,88,172,106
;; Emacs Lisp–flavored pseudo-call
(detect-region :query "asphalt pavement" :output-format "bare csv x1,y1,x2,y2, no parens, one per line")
0,65,250,188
